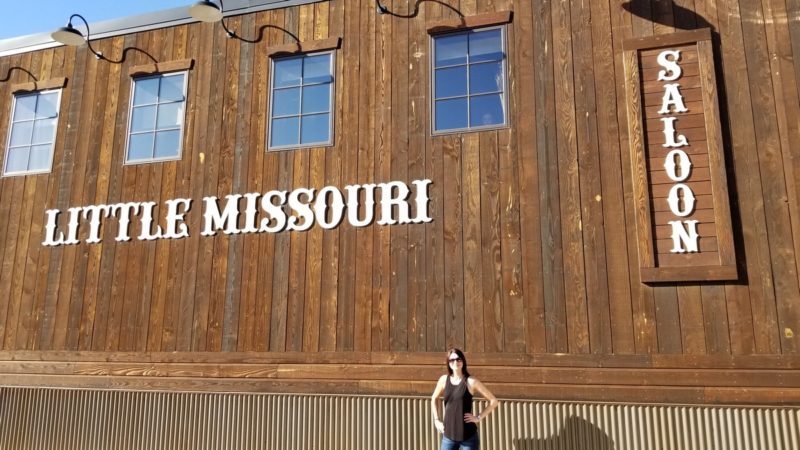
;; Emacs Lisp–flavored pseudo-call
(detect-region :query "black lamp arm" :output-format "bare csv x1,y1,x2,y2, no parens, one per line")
221,19,236,38
68,13,104,59
375,0,389,14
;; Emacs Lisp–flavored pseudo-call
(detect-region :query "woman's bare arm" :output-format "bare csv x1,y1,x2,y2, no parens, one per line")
431,375,447,433
464,378,499,424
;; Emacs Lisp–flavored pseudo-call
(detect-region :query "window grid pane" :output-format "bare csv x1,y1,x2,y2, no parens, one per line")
10,120,34,147
13,95,37,122
32,118,56,145
128,133,155,161
433,27,506,132
270,52,333,148
271,116,300,147
273,87,301,118
468,29,504,63
156,102,184,130
36,93,59,118
434,66,468,99
127,74,186,163
5,91,60,175
28,144,52,171
6,146,29,173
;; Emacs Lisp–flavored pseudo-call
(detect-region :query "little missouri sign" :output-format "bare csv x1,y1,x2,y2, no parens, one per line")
42,179,432,247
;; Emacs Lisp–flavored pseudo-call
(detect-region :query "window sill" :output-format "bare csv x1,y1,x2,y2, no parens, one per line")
267,141,334,152
431,123,511,137
123,155,182,166
2,168,52,178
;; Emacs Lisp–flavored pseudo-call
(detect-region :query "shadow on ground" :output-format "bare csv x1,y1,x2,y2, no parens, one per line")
513,416,615,450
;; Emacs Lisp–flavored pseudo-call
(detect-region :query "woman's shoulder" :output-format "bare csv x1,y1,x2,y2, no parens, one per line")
438,374,448,384
467,376,481,387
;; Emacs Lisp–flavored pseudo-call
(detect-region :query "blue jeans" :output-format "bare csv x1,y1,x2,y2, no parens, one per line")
441,433,480,450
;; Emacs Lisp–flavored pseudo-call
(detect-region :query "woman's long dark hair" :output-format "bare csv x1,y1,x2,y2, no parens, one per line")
446,348,470,378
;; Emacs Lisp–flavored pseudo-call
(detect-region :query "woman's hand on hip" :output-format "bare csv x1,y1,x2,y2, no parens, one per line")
464,413,480,424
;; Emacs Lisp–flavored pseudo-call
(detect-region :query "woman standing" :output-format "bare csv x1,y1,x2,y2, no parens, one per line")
431,349,500,450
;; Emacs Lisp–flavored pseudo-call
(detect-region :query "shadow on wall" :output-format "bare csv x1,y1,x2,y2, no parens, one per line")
513,416,615,450
622,0,715,30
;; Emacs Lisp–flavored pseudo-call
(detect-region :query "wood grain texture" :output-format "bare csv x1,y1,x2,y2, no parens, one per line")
0,0,794,404
512,0,545,355
533,0,567,354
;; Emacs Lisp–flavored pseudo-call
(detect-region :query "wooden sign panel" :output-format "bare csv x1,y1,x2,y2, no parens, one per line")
623,29,737,282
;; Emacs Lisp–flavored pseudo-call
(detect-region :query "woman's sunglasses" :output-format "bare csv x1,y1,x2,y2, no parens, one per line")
448,357,463,363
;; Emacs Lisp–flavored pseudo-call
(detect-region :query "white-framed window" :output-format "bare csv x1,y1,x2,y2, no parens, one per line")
268,50,335,150
3,89,62,176
125,71,188,164
431,26,508,134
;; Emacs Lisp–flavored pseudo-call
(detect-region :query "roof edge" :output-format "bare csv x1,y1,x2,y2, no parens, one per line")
0,0,323,57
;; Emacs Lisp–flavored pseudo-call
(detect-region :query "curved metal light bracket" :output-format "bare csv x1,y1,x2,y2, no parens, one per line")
51,14,105,60
189,0,236,38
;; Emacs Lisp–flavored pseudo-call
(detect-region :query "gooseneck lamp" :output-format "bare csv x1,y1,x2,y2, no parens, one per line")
51,14,104,59
188,0,224,22
188,0,236,38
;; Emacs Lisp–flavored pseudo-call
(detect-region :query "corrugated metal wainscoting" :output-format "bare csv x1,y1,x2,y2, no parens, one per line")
1,388,798,450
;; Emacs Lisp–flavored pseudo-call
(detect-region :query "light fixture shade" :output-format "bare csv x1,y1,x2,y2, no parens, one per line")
189,1,223,22
51,26,86,46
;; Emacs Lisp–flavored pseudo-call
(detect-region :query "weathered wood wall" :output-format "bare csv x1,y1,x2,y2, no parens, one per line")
0,0,799,404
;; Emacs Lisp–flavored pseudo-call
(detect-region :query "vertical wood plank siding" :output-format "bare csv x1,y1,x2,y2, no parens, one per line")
1,388,798,450
0,0,799,401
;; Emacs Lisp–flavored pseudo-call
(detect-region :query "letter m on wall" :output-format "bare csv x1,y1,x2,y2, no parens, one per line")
622,29,738,282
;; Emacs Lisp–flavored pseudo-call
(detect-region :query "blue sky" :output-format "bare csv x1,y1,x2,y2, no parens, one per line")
0,0,194,40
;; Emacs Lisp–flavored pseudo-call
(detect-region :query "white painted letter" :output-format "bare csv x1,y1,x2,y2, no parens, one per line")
658,83,688,114
42,209,65,246
164,198,192,239
260,190,287,233
664,149,692,182
63,207,83,245
202,195,242,236
661,117,689,148
82,205,112,244
667,183,696,217
110,202,142,242
240,193,261,234
286,188,315,232
411,179,433,223
344,184,376,228
669,219,699,253
138,202,164,241
657,50,682,81
377,181,411,225
314,186,345,230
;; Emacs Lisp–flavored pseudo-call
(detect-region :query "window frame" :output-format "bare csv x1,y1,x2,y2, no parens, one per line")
124,71,189,166
430,24,510,136
2,88,63,177
267,49,336,151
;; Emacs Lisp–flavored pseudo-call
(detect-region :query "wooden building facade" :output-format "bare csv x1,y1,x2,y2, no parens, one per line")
0,0,799,448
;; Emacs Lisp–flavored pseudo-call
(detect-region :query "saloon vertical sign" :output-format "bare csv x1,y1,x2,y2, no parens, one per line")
623,29,737,282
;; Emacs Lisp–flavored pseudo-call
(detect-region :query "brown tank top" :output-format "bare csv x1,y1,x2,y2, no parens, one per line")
443,375,476,441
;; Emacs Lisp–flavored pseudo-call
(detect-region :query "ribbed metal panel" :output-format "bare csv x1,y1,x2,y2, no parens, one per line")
1,388,798,450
